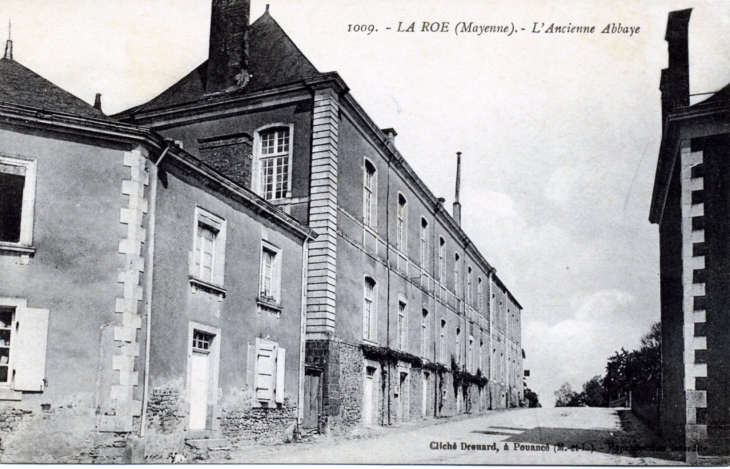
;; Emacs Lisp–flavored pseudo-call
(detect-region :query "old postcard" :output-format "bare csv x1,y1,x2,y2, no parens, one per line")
0,0,728,465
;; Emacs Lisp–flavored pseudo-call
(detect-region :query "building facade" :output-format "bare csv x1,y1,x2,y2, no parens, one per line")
0,41,314,461
116,0,524,436
0,0,524,461
650,9,730,459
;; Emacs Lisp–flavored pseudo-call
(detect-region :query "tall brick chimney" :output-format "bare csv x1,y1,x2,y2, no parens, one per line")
206,0,250,94
660,9,692,128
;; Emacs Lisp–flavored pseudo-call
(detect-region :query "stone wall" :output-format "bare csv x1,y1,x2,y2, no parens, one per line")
337,342,363,431
220,395,297,446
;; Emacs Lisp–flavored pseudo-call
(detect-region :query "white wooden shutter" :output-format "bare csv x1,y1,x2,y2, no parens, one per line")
255,339,276,401
13,307,49,391
275,347,286,404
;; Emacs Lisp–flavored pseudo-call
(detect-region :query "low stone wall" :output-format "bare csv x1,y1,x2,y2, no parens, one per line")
220,395,297,446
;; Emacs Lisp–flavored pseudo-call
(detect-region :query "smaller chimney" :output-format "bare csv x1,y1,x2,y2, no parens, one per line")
4,20,12,60
382,128,397,146
453,152,462,226
660,9,692,127
93,93,103,111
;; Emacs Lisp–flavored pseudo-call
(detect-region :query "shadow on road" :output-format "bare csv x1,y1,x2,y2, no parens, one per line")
472,410,685,463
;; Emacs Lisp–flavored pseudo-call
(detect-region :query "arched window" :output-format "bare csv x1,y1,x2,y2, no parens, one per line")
396,193,406,251
254,125,292,200
467,266,473,304
421,309,429,358
363,160,377,229
439,319,447,363
438,237,445,280
363,277,377,341
420,218,429,268
477,277,483,312
454,253,461,295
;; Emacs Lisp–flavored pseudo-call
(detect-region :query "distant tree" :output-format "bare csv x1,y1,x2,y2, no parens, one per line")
602,322,661,401
581,375,608,407
554,382,583,407
524,388,541,408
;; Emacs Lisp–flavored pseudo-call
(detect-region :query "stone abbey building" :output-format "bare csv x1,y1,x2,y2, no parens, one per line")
0,0,524,460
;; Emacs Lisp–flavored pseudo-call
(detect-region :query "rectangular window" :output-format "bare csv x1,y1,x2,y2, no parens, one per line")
364,278,377,341
194,223,216,282
254,338,286,406
259,128,291,200
421,309,429,358
455,328,461,365
192,330,214,351
396,194,406,251
468,337,474,373
364,161,377,229
420,218,428,268
258,242,282,315
192,208,226,288
397,300,407,350
0,308,13,384
0,157,36,250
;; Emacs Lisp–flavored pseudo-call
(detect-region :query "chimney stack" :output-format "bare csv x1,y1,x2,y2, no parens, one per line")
94,93,103,111
382,128,397,147
4,20,12,61
660,9,692,127
453,152,462,226
206,0,251,94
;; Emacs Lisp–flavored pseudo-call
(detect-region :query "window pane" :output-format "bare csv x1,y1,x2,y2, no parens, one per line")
0,172,25,243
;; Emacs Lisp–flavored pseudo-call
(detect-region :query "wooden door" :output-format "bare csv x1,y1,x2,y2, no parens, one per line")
303,369,321,430
363,366,376,425
189,351,209,429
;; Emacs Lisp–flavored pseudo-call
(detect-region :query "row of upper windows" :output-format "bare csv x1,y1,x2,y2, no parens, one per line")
363,159,495,312
362,276,516,372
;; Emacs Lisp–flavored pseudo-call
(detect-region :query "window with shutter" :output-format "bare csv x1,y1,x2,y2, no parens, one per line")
190,207,227,293
0,300,49,393
254,339,285,406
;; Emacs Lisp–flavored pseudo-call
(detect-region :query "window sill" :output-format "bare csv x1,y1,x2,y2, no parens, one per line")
362,338,378,346
257,299,282,317
0,388,22,401
363,225,378,236
189,276,226,300
0,242,35,265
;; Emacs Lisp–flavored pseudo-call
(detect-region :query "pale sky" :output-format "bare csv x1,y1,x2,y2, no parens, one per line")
3,0,729,405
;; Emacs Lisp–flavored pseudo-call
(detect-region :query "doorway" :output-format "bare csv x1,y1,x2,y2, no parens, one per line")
189,330,214,429
363,366,377,425
303,369,321,431
422,372,430,417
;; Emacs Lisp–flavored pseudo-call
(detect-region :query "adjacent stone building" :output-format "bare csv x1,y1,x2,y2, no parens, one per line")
650,8,730,459
0,35,314,461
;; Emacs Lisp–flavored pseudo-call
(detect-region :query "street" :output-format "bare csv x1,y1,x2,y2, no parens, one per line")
217,407,686,465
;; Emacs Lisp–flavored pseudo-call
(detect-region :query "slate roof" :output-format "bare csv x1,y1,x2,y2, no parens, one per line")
697,81,730,106
121,11,320,116
0,57,107,119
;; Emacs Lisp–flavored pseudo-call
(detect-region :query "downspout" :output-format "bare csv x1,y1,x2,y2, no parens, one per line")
487,271,493,409
297,232,312,433
385,157,392,425
139,146,167,437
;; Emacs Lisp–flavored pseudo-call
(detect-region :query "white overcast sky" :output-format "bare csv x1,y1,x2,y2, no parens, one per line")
3,0,729,404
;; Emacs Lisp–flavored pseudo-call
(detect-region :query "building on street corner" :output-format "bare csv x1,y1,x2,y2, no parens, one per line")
650,8,730,459
0,0,524,461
